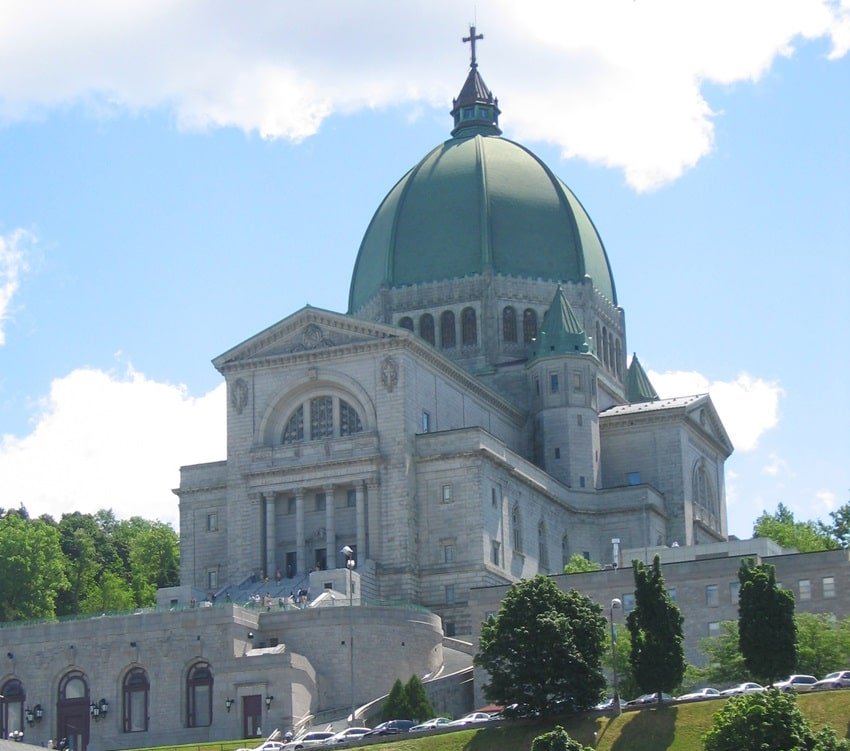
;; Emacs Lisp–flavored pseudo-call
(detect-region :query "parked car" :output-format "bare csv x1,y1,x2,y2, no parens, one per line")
812,670,850,690
624,692,672,707
720,682,764,696
446,711,495,726
281,731,335,749
593,697,626,711
491,703,538,719
409,717,452,732
324,727,372,743
774,675,818,693
675,687,721,702
362,720,416,736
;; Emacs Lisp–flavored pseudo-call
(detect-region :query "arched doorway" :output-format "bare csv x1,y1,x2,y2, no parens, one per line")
57,671,90,751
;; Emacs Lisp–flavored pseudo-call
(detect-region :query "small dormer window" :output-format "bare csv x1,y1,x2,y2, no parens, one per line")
477,106,490,119
463,107,474,119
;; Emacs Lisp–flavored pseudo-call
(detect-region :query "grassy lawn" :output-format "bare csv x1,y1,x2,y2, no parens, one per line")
345,691,850,751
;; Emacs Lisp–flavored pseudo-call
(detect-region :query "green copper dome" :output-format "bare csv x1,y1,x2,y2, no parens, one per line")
348,132,617,314
348,31,617,315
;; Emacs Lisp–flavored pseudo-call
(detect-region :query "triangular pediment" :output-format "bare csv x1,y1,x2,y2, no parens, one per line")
685,395,734,455
213,306,401,370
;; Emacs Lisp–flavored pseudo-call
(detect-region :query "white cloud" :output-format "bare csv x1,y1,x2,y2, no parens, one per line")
814,489,838,513
0,365,225,529
0,228,33,346
762,453,789,477
0,1,845,189
648,369,783,451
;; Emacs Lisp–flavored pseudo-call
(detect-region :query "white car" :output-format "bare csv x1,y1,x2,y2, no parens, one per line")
812,670,850,690
675,687,721,701
447,711,494,726
774,675,818,693
410,717,452,732
281,731,335,749
324,727,371,743
720,682,765,696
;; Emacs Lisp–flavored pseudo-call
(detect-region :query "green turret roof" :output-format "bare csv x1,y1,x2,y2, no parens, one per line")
627,354,659,403
529,285,591,361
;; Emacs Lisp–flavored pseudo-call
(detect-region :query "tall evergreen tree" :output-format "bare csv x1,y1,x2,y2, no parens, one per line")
404,675,434,722
381,678,413,721
626,555,685,701
737,557,797,685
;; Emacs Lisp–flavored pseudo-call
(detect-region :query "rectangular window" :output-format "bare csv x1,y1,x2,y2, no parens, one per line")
491,540,501,566
823,576,836,598
708,621,721,637
705,584,719,607
207,570,218,589
443,544,455,563
579,476,586,488
577,414,583,426
206,512,218,532
549,373,560,393
315,492,326,512
287,497,296,515
798,579,811,601
729,580,741,602
441,484,453,503
572,372,582,392
346,489,357,508
491,487,498,507
627,471,641,486
445,584,456,604
668,586,677,603
622,593,635,613
421,411,431,433
554,447,561,459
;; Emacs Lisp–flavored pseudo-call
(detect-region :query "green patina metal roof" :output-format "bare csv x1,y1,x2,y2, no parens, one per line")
347,49,617,314
529,285,591,362
627,354,660,403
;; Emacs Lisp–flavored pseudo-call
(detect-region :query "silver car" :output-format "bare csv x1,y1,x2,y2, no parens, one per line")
812,670,850,690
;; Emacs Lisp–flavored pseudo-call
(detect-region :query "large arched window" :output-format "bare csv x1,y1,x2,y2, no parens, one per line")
419,314,435,345
511,504,523,553
186,662,212,728
122,668,149,733
0,679,25,739
281,397,365,444
502,306,517,343
523,309,538,343
461,307,477,346
440,311,456,349
693,462,718,519
398,316,414,331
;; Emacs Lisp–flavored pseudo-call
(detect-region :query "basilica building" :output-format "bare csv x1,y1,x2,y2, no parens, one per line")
176,31,733,635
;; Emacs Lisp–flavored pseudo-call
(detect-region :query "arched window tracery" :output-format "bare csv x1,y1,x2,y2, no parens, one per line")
440,311,456,348
419,314,435,345
123,668,149,733
461,307,477,346
281,397,364,444
186,662,212,728
523,309,538,343
502,306,517,343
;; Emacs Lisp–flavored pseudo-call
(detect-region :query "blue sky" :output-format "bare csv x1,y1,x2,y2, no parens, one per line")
0,1,848,540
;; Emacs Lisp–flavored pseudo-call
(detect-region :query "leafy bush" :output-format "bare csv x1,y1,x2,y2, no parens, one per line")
531,725,593,751
703,689,850,751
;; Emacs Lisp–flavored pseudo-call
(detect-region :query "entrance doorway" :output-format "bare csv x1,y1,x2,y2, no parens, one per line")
242,694,262,739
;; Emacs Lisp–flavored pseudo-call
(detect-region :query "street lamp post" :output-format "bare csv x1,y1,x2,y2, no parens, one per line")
341,545,355,726
610,598,622,715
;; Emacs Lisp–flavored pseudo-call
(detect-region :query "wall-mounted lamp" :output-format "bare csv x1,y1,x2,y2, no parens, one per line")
25,707,34,726
265,695,274,709
247,632,254,640
225,697,234,713
34,704,43,723
9,730,23,742
89,698,109,720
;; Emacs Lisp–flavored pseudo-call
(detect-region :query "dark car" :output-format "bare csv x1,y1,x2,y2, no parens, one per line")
362,719,416,736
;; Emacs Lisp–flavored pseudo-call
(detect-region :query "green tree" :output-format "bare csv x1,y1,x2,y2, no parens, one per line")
753,502,838,552
475,575,607,714
403,675,434,722
0,512,68,621
738,558,797,685
563,554,602,574
79,569,136,614
825,499,850,549
626,556,685,701
531,726,593,751
127,521,180,605
795,612,848,677
381,678,413,721
703,690,849,751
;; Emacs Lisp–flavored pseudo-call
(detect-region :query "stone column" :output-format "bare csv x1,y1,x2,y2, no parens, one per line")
365,479,380,561
295,488,306,575
324,484,336,569
265,494,276,580
355,483,367,562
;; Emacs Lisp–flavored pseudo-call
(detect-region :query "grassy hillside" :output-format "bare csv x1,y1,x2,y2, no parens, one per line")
343,691,850,751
